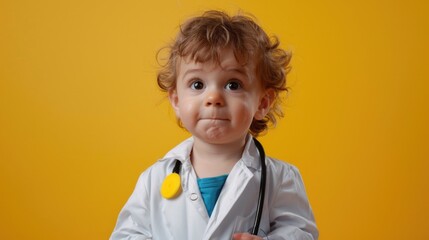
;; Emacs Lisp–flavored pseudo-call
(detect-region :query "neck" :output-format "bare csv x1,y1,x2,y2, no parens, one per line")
191,136,247,178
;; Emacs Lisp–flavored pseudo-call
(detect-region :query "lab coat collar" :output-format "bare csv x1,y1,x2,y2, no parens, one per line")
161,134,261,171
241,135,261,170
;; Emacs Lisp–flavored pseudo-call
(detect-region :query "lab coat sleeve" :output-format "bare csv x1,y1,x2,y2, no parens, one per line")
110,171,153,240
266,165,319,240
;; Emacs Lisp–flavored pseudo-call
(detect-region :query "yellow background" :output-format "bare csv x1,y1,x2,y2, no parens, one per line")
1,0,428,239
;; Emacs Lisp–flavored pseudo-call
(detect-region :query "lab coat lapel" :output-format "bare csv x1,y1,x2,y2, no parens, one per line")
203,137,261,238
161,159,209,239
204,160,255,238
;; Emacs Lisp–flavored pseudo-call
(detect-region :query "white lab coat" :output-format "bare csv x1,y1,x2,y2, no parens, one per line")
111,136,318,240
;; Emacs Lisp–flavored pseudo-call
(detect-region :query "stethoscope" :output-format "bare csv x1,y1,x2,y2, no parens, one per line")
160,138,266,235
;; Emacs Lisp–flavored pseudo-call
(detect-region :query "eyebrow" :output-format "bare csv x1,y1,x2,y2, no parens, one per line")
224,67,247,75
222,67,250,80
182,68,203,76
181,65,249,79
181,68,204,80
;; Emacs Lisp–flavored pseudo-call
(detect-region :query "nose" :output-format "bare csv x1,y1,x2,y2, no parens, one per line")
204,88,225,107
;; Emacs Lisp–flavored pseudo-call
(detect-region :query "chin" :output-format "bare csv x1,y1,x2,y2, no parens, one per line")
199,131,246,146
194,129,229,143
204,132,229,143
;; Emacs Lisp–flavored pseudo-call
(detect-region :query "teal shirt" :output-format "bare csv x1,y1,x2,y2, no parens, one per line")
197,174,228,217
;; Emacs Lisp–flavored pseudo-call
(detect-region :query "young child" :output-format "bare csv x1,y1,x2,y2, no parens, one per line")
111,10,318,240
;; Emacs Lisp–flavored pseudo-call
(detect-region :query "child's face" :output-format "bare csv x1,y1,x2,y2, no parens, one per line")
169,48,272,145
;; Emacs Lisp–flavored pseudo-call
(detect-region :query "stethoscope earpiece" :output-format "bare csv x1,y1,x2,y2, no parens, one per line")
160,160,182,199
160,172,182,199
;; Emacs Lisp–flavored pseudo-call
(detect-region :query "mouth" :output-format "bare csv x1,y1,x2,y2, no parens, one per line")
199,117,229,121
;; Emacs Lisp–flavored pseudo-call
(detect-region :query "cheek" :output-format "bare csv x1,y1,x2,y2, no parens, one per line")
233,101,257,122
178,99,199,117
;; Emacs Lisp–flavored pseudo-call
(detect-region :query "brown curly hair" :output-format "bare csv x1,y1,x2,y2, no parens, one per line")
157,10,291,136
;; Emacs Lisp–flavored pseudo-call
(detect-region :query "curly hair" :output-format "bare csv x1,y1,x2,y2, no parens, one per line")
157,10,291,136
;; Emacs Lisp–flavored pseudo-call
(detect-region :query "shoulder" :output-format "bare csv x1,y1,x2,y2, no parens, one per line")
266,156,302,179
137,158,178,183
264,156,308,193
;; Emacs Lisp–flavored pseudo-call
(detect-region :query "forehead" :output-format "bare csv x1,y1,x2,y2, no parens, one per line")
177,48,255,76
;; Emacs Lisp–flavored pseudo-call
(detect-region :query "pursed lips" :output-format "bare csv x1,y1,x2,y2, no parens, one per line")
199,117,229,121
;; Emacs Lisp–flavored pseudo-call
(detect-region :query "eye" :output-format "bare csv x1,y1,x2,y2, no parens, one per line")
190,80,204,90
225,80,242,90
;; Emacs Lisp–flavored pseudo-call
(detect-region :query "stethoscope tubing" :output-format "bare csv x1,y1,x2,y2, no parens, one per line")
251,137,266,235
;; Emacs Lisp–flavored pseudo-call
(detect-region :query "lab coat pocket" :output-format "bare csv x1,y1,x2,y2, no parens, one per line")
231,215,268,239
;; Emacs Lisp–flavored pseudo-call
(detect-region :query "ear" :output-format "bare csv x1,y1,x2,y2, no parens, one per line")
168,89,180,118
254,88,275,120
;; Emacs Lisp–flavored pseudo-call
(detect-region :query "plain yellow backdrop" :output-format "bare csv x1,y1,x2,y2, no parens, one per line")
1,0,428,239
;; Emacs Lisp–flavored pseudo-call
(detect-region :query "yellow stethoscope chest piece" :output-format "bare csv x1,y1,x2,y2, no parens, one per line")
160,173,182,199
